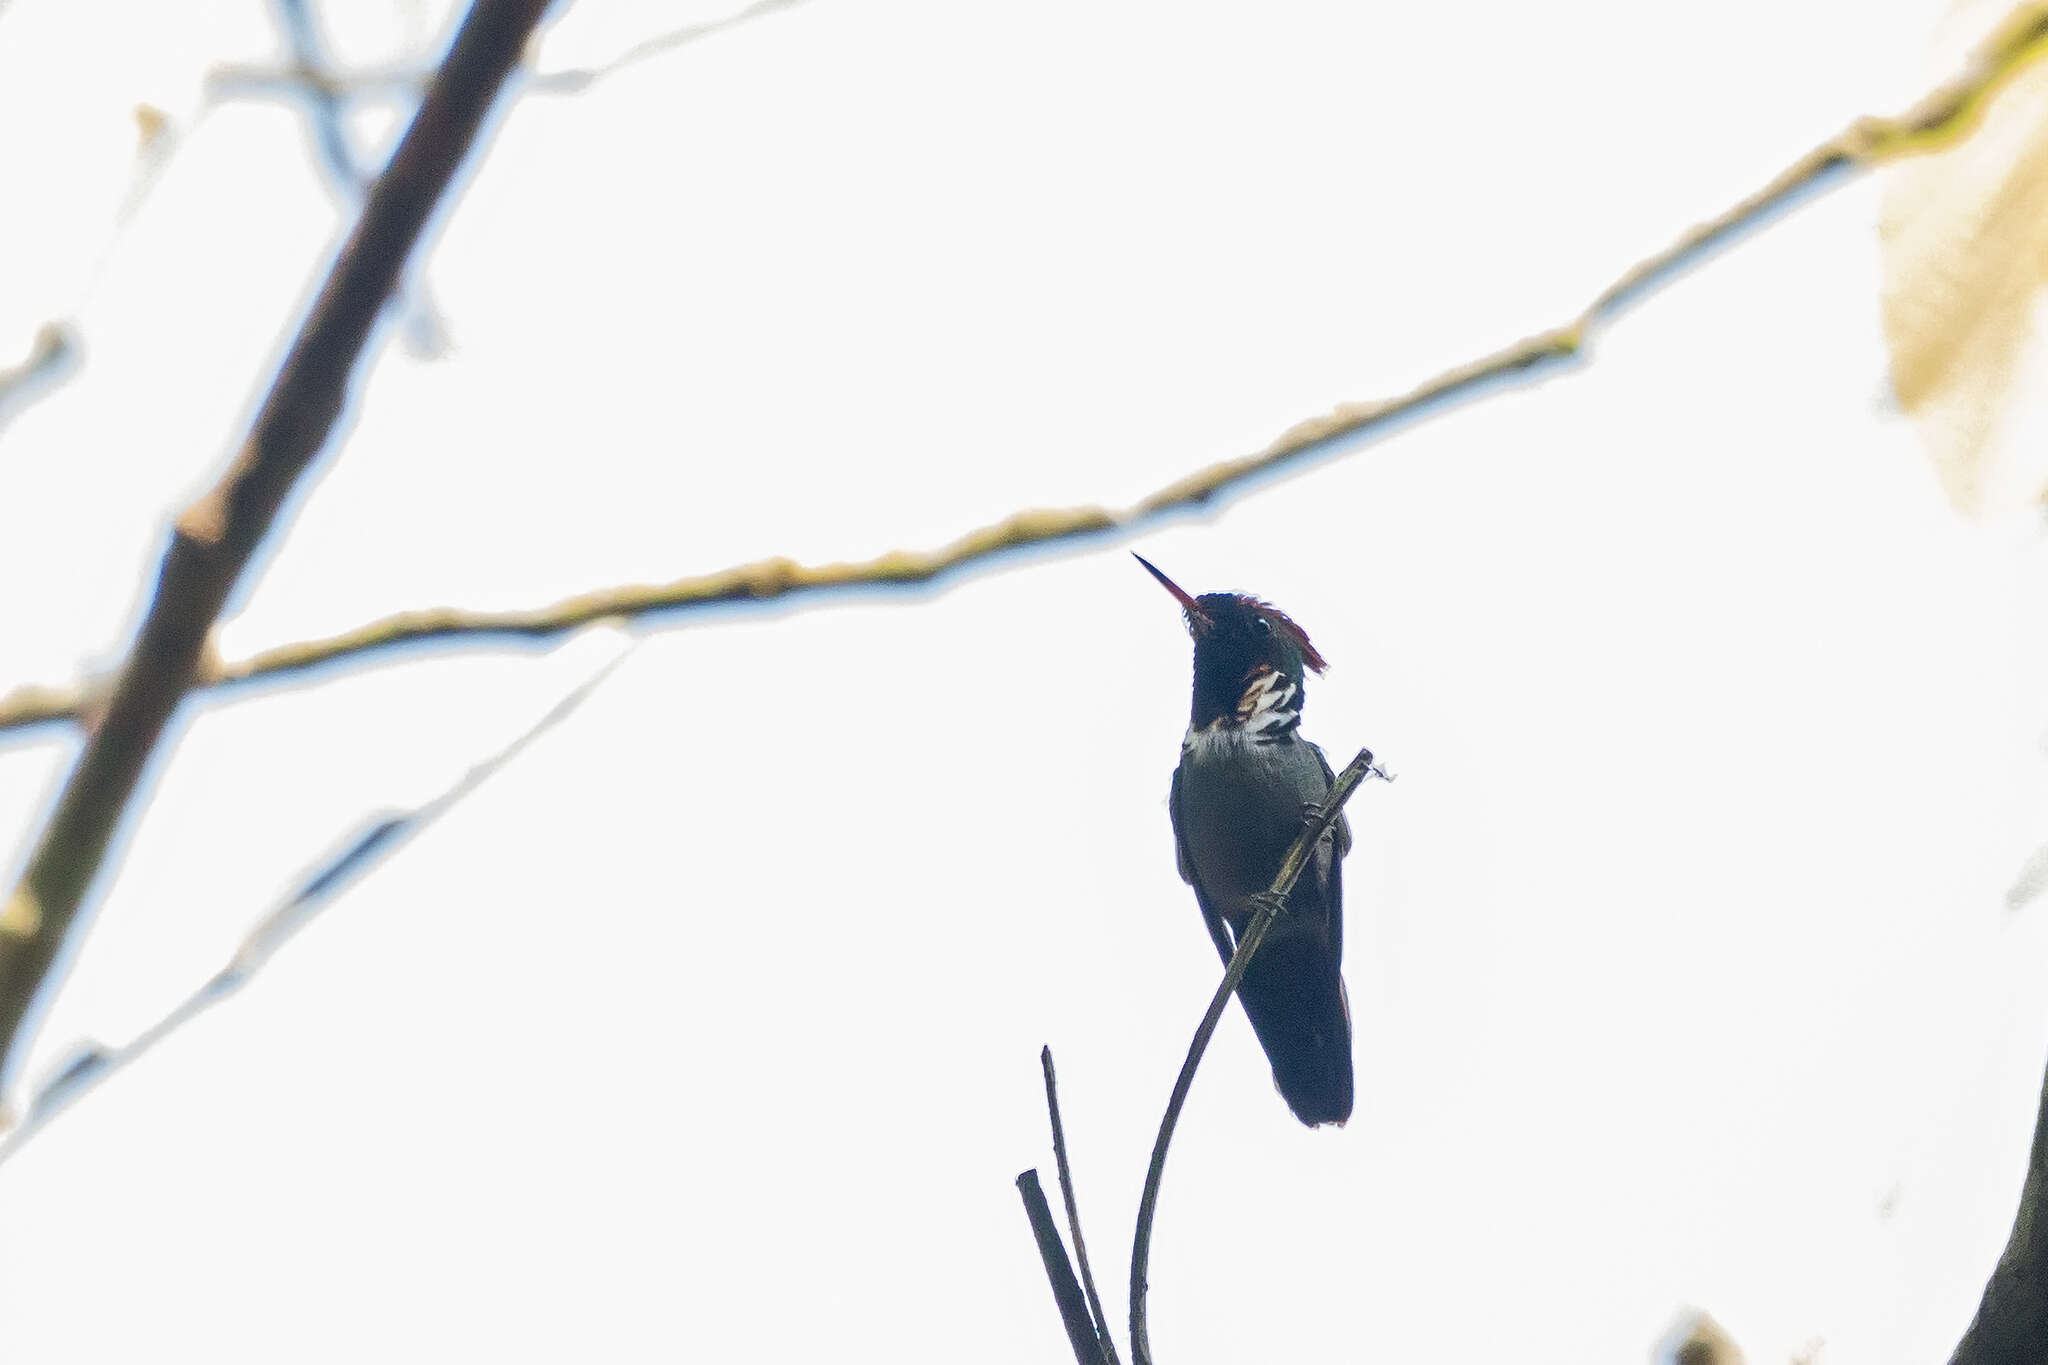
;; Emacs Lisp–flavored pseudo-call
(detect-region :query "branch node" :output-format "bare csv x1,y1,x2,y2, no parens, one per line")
0,892,41,941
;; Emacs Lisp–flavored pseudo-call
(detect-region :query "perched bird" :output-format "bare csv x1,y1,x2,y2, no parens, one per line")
1138,554,1354,1127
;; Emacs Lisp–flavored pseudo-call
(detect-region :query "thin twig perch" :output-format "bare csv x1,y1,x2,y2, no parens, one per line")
1128,746,1391,1365
1042,1046,1120,1365
8,5,2048,737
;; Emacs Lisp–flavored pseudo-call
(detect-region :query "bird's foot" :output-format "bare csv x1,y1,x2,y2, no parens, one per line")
1298,800,1327,830
1246,890,1291,921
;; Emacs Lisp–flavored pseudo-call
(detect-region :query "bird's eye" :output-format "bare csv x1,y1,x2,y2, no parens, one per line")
1252,617,1272,636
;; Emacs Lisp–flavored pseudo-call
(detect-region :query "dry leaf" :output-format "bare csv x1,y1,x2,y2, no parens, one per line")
132,102,169,150
1881,2,2048,515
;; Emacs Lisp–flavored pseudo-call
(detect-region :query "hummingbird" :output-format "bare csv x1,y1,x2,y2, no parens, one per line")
1137,554,1354,1127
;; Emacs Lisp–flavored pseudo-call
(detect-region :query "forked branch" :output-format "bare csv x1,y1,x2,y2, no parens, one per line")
1127,746,1390,1365
1017,746,1389,1364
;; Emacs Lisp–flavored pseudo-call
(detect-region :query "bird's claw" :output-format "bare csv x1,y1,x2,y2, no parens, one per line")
1247,890,1290,919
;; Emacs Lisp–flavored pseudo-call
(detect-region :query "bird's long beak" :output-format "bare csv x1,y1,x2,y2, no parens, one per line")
1132,553,1212,633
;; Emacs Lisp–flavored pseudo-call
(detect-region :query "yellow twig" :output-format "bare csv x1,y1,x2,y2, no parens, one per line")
7,5,2048,740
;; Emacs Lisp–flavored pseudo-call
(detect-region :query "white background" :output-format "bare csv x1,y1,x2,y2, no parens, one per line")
1,1,2046,1361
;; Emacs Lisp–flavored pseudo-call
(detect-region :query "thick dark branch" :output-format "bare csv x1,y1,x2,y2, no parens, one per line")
0,0,555,1094
1947,1051,2048,1365
1018,1169,1109,1365
1042,1047,1120,1365
1127,747,1391,1365
9,5,2048,739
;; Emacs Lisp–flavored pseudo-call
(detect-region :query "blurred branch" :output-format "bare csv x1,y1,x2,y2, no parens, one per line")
1017,1169,1110,1365
0,0,557,1095
0,636,630,1160
272,0,449,355
1946,1049,2048,1365
207,60,418,105
0,323,81,437
0,107,195,427
12,3,2048,738
4,91,233,445
1040,1046,1120,1365
208,0,814,106
1127,747,1391,1365
2005,840,2048,910
525,0,813,93
276,0,367,196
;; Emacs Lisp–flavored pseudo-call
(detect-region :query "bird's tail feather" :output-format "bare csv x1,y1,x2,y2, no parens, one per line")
1235,932,1353,1127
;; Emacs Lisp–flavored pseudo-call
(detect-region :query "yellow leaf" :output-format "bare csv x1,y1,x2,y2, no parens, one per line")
1881,2,2048,515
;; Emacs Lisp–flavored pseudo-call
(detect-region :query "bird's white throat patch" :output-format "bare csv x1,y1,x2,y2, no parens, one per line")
1185,668,1299,748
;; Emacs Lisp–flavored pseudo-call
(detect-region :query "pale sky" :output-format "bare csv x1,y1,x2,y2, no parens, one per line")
2,1,2047,1362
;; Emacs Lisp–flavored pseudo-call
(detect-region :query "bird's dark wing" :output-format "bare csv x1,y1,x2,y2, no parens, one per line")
1169,762,1238,970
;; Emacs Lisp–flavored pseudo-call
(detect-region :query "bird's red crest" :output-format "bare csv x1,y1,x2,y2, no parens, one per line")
1243,597,1327,674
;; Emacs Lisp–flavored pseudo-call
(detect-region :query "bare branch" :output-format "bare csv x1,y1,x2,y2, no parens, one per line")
0,635,631,1161
11,3,2048,739
1947,1050,2048,1365
206,61,416,105
0,0,557,1095
1017,1168,1110,1365
272,0,449,355
1042,1046,1120,1365
1127,748,1392,1365
275,0,369,195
